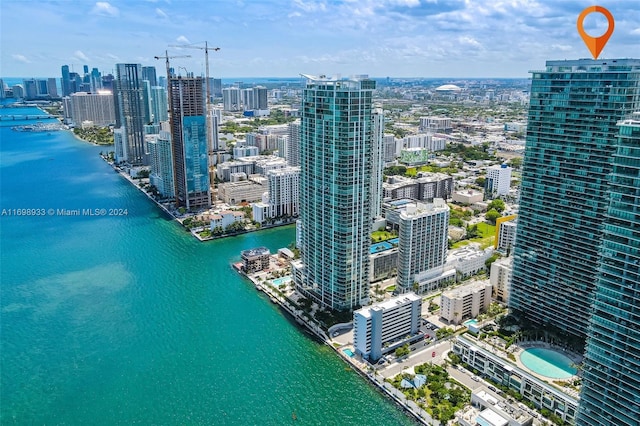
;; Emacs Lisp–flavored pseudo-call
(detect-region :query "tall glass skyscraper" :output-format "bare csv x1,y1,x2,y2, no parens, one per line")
169,76,210,210
510,59,640,339
114,63,148,166
577,115,640,426
295,75,376,311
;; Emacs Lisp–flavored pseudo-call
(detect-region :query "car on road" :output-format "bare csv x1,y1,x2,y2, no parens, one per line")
472,376,480,382
488,385,497,392
432,351,436,357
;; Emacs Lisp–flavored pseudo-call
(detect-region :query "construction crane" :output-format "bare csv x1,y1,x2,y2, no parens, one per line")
168,42,220,105
168,42,220,170
153,50,191,83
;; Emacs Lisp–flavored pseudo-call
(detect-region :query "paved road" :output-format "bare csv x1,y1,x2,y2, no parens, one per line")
378,340,453,378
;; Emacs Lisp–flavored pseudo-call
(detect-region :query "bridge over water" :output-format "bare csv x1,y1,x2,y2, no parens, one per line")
0,114,53,121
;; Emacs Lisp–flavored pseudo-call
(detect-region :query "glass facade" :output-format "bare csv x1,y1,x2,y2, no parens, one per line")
510,59,640,339
114,63,148,166
169,77,210,209
296,77,375,311
578,118,640,426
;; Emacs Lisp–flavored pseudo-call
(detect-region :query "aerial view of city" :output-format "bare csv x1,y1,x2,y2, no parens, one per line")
1,1,638,425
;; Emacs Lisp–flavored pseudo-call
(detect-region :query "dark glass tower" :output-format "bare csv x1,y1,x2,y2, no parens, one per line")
61,65,71,97
510,59,640,339
169,76,210,210
114,64,148,166
142,66,158,87
577,115,640,426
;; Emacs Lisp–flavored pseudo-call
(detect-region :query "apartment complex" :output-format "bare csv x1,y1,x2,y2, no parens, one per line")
396,199,449,292
440,281,492,324
69,91,115,127
294,76,376,311
353,293,422,361
510,59,640,339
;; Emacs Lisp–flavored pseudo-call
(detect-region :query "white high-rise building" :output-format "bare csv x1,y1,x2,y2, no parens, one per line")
353,293,422,361
148,130,175,198
150,86,168,124
113,128,127,163
383,134,396,162
287,121,300,167
397,199,450,292
70,91,115,127
485,164,512,198
267,166,300,218
222,87,241,111
490,257,512,303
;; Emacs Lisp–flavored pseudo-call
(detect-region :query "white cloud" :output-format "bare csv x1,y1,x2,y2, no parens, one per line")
91,2,119,17
630,28,640,35
292,0,326,13
74,50,90,62
551,44,572,52
288,11,302,18
458,36,482,49
156,8,168,18
176,35,191,44
12,54,31,63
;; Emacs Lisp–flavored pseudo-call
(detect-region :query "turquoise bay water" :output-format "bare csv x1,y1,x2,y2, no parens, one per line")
0,110,413,425
520,348,577,379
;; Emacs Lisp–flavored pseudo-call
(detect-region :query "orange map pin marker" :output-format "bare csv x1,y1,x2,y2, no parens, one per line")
577,6,615,59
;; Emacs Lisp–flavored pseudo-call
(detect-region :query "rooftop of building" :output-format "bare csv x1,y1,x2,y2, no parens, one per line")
442,280,491,299
355,292,421,318
435,84,462,92
534,58,640,73
241,246,270,258
399,199,449,218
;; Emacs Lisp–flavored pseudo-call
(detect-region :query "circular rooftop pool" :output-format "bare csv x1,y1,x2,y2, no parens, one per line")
520,348,577,379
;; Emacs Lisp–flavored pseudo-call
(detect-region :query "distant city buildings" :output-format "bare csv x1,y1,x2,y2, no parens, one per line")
419,116,452,132
484,164,512,199
68,91,115,127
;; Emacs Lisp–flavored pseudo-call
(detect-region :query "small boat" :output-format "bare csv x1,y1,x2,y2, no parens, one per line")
292,411,297,421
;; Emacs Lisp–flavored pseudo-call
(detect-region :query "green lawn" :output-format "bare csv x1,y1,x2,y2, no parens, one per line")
451,222,496,249
371,230,396,243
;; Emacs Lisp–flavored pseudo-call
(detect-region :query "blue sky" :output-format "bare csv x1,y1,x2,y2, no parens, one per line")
1,0,639,78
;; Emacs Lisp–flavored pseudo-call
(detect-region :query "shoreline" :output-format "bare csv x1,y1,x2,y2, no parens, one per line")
235,265,431,426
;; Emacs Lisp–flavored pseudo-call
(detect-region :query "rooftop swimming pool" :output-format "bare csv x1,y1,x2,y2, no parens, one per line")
343,349,355,358
520,348,577,379
370,241,393,254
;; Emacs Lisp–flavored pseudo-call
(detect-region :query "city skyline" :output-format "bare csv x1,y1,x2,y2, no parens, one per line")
2,1,640,79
